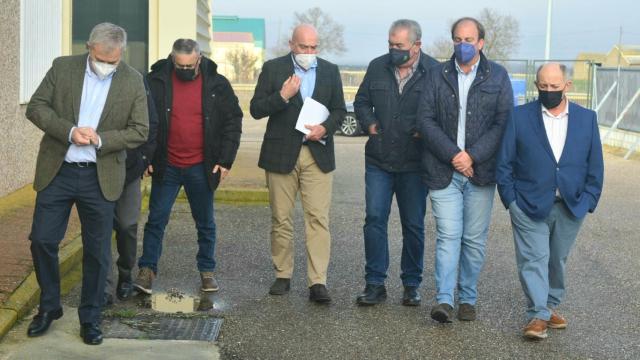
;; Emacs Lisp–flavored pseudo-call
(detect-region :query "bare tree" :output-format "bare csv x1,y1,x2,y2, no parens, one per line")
226,48,259,83
269,7,346,58
425,37,452,60
426,8,520,61
477,8,520,60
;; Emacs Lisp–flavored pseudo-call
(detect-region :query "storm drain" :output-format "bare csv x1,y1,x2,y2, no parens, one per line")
102,316,223,341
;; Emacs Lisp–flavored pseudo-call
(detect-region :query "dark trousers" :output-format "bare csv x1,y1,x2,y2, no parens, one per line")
138,163,216,274
363,163,428,287
29,163,115,325
105,177,141,294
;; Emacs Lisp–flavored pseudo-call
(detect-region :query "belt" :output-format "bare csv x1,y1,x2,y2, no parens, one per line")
64,161,96,168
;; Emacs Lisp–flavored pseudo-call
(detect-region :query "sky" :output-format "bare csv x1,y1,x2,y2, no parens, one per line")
212,0,640,66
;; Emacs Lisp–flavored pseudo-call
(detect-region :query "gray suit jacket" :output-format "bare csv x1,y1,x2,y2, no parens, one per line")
26,54,149,201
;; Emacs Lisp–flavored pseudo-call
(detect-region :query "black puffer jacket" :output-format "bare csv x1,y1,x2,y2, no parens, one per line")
354,52,439,172
146,56,243,191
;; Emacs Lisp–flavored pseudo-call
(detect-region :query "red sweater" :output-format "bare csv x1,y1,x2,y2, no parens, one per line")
167,71,204,167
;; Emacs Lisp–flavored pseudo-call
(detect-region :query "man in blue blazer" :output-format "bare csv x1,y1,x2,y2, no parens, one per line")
496,63,604,340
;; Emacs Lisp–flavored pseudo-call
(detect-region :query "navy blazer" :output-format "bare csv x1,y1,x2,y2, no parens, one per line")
496,100,604,221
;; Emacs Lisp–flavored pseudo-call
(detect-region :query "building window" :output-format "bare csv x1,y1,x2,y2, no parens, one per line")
72,0,149,74
20,0,62,103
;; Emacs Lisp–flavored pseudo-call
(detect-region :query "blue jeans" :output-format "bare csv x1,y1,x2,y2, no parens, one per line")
430,172,495,306
363,163,428,287
138,163,216,274
509,200,584,320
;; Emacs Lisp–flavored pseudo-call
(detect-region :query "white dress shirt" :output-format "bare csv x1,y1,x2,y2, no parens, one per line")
455,60,479,150
64,57,114,163
541,101,569,163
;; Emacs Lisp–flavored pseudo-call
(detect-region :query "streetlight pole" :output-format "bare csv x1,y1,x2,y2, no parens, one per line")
544,0,553,60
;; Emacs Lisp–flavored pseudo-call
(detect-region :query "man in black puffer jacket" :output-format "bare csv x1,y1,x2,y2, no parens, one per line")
417,17,513,323
354,19,438,307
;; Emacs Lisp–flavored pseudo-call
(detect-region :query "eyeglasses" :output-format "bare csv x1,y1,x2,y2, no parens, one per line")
174,57,201,70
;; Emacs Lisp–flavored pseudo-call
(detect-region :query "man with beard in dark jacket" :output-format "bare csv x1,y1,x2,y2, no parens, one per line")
418,17,513,323
354,19,438,307
133,39,243,294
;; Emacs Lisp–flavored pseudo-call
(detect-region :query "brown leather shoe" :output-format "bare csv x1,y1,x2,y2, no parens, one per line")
548,310,567,329
523,318,548,339
200,272,219,292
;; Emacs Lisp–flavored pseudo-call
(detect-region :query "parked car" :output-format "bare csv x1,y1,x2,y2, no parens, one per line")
337,101,364,136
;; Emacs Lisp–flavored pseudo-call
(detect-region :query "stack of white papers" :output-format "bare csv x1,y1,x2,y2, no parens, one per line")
295,97,330,145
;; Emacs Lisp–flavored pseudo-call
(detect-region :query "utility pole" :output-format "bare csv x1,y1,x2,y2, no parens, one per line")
615,26,623,121
544,0,553,60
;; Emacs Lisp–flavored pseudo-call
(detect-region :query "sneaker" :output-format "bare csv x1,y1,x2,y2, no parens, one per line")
457,303,476,321
269,278,291,295
430,303,454,323
133,267,155,295
548,310,567,329
200,272,219,292
523,318,548,339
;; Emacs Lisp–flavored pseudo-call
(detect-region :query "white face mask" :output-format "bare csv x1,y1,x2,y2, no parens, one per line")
92,59,117,80
294,54,316,70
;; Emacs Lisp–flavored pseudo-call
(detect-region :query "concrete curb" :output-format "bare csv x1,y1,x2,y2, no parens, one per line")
142,182,269,205
0,234,83,340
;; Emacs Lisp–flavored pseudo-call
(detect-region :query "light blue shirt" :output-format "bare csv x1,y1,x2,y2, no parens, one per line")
292,54,317,100
64,57,114,163
455,60,479,150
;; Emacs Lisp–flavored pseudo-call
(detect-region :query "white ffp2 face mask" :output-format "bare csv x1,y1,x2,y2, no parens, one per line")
92,59,117,80
294,54,316,70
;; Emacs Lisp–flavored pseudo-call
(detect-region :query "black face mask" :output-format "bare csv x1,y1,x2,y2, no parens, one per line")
389,48,411,66
538,89,564,109
175,68,197,81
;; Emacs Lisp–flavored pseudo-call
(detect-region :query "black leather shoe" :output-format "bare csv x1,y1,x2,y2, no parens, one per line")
27,308,63,337
309,284,331,304
116,280,133,300
102,293,114,308
269,278,291,295
430,303,454,323
80,323,103,345
356,284,387,306
402,286,421,306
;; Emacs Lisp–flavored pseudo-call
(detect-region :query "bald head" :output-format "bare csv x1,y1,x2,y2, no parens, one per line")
536,62,569,83
289,24,318,55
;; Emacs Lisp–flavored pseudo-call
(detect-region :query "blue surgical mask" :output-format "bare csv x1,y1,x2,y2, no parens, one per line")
454,42,477,65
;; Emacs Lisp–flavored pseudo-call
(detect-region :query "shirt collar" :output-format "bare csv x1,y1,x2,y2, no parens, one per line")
541,100,570,118
291,53,318,72
454,59,479,76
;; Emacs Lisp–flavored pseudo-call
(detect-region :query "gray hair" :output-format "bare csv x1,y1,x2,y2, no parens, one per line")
389,19,422,43
536,63,570,82
171,39,201,56
87,22,127,52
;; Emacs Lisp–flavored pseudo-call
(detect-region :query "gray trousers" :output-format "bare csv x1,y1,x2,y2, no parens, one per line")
105,177,142,293
508,200,584,320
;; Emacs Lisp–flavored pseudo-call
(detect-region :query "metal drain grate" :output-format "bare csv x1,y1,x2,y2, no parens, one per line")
102,316,223,341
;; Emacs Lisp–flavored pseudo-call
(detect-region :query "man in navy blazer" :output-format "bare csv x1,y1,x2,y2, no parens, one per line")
496,63,604,340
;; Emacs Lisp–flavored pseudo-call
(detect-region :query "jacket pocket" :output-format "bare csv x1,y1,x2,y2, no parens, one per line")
365,133,383,158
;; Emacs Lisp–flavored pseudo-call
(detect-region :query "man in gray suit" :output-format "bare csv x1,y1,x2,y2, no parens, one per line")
25,23,149,345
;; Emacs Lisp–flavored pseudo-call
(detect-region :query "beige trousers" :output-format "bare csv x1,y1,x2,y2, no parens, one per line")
265,146,333,286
